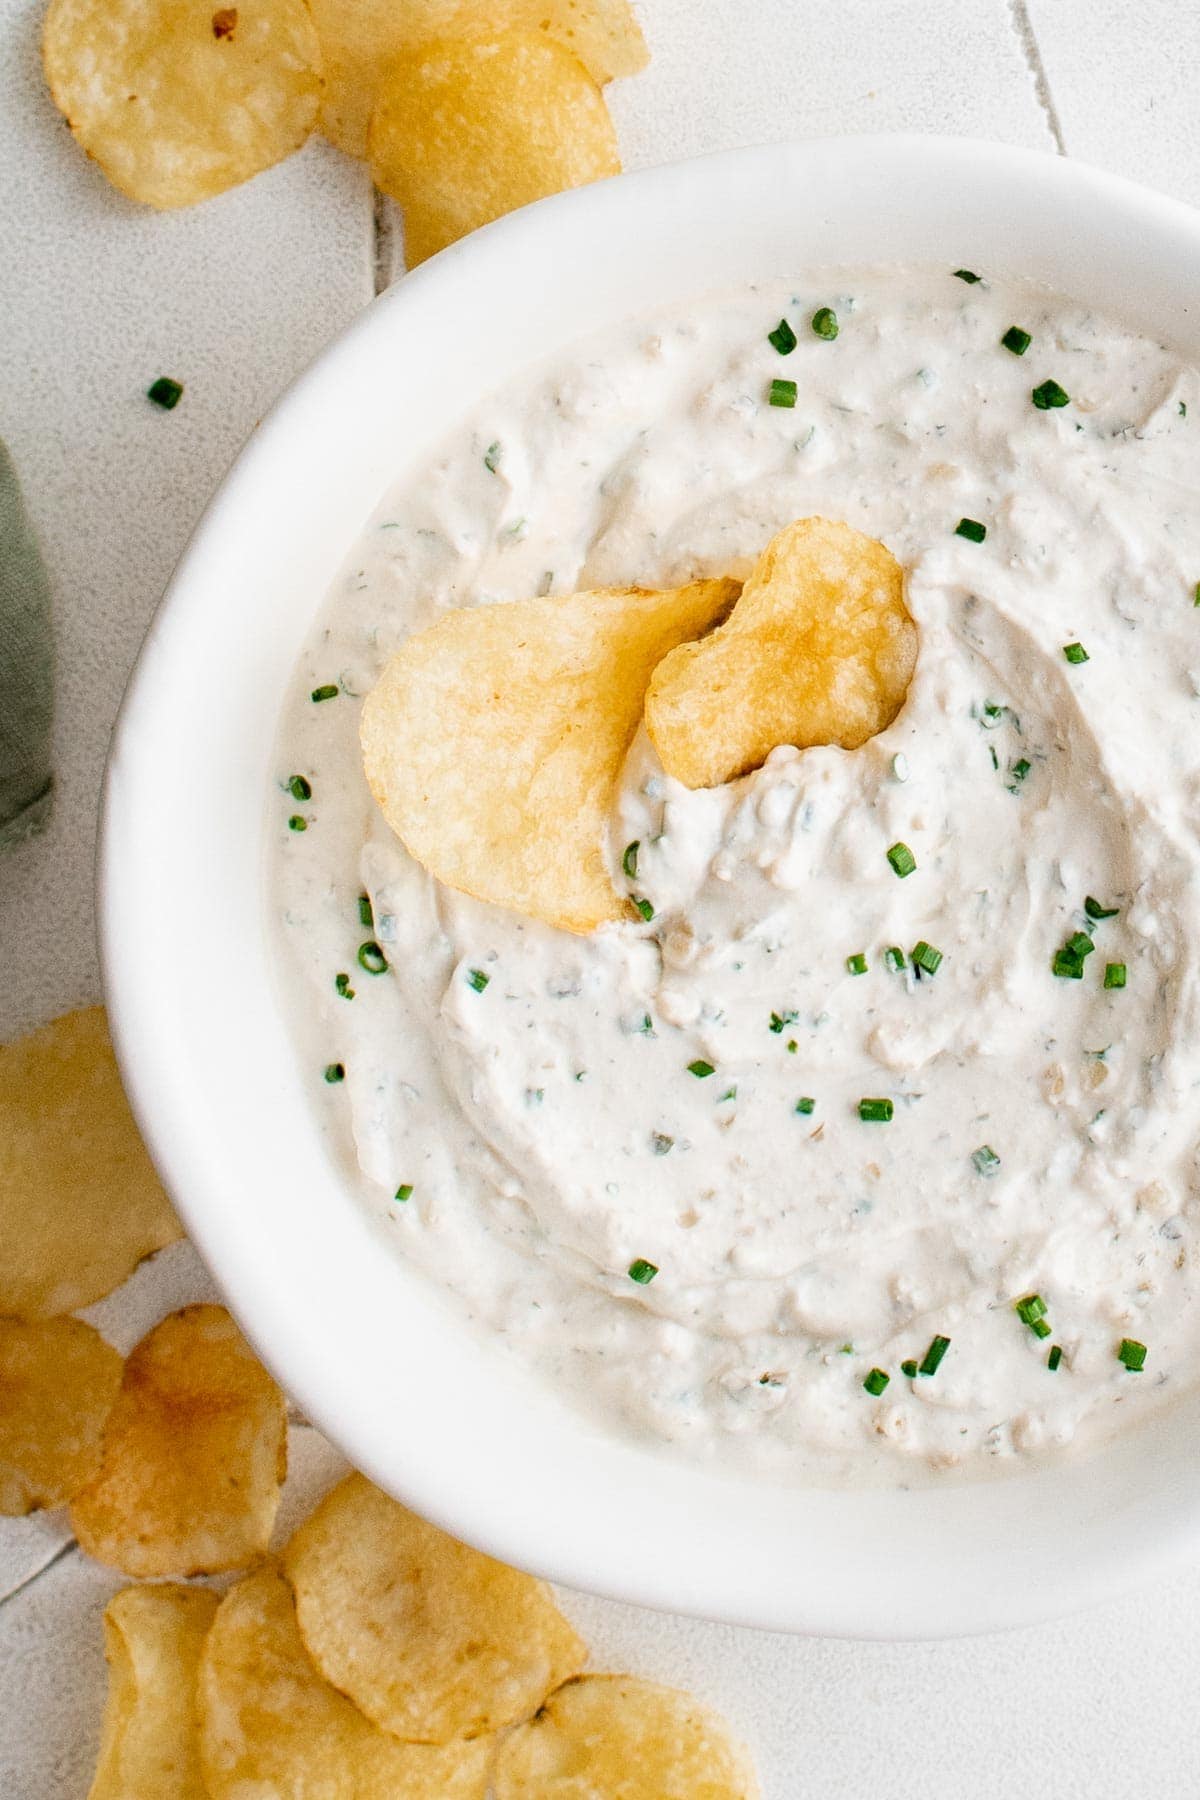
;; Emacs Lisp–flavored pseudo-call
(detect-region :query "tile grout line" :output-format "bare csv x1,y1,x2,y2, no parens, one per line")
1007,0,1067,155
0,1540,76,1617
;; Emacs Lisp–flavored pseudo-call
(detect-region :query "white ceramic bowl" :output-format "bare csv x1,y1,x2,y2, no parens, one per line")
100,135,1200,1638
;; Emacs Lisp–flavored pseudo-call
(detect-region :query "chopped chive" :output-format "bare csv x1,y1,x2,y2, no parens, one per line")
395,1183,413,1201
687,1059,715,1078
769,377,798,408
989,745,999,771
1015,1293,1047,1326
811,307,839,340
1047,1344,1063,1371
891,752,909,782
795,1096,815,1115
323,1062,345,1084
720,1086,737,1102
1194,581,1200,607
357,894,373,927
768,317,797,354
147,375,183,409
651,1133,673,1155
863,1367,890,1396
1066,931,1095,960
972,1144,1001,1176
1117,1337,1147,1371
886,841,917,878
288,774,312,801
846,952,868,976
1063,641,1089,665
1104,962,1127,989
885,946,907,972
634,897,655,922
1001,325,1032,355
912,940,942,976
769,1009,798,1034
483,440,502,473
628,1258,658,1285
1052,947,1085,979
787,1038,798,1053
287,814,307,832
311,683,339,702
858,1097,893,1122
1085,896,1119,921
357,941,387,975
622,841,640,879
901,1359,919,1378
466,967,490,992
953,269,981,283
918,1335,951,1376
955,517,987,542
1010,757,1032,784
1032,378,1070,410
334,971,355,1000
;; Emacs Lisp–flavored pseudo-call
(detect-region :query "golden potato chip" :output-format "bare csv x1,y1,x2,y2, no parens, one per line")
42,0,322,209
493,1674,760,1799
645,517,917,789
361,578,737,932
71,1304,287,1577
310,0,647,156
0,1007,181,1320
369,31,622,265
283,1473,587,1742
0,1316,122,1516
90,1584,218,1800
199,1564,493,1797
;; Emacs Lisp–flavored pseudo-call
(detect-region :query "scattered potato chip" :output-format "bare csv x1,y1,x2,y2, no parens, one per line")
493,1674,760,1799
90,1584,218,1800
284,1473,587,1742
0,1007,181,1320
199,1564,493,1797
42,0,322,209
0,1316,123,1516
310,0,647,156
362,577,737,932
369,31,621,265
71,1304,287,1576
645,517,917,789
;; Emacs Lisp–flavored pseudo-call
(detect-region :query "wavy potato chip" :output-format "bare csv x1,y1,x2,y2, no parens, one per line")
646,517,917,789
42,0,322,209
0,1007,181,1320
493,1674,760,1799
362,577,737,932
71,1304,287,1577
283,1473,587,1743
310,0,647,157
90,1584,218,1800
369,31,621,265
199,1564,494,1797
0,1316,122,1515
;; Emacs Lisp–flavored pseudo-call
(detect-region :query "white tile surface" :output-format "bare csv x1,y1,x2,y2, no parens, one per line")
4,0,1200,1792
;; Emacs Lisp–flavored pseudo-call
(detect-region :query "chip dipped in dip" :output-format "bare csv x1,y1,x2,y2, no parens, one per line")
271,267,1200,1485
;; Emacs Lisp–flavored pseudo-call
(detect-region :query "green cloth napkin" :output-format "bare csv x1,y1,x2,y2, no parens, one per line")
0,441,54,849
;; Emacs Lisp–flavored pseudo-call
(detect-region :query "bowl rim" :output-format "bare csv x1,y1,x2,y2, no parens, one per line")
99,133,1200,1639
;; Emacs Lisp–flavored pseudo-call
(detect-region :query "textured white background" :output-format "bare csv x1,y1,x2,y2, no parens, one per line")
3,1,1200,1793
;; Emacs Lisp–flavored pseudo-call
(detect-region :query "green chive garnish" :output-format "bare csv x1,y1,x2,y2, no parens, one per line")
901,1359,919,1378
1010,758,1032,784
334,971,355,999
1117,1337,1147,1371
147,376,183,409
955,517,986,542
357,894,373,927
846,952,868,976
311,684,339,702
1047,1344,1063,1371
687,1059,715,1078
1104,962,1127,989
466,967,490,992
769,1009,797,1034
886,841,916,878
1030,1318,1052,1339
483,441,502,473
395,1183,413,1201
1194,581,1200,607
863,1368,889,1396
912,941,942,977
1063,642,1089,664
628,1258,658,1285
1015,1293,1047,1327
323,1062,345,1084
288,774,312,801
787,1038,798,1053
720,1086,737,1102
1065,931,1095,960
884,946,907,972
622,841,639,879
357,941,387,975
768,318,797,354
634,897,655,922
811,307,839,340
972,1144,1000,1176
1052,947,1085,979
769,378,798,408
287,814,307,832
858,1097,893,1122
1001,325,1031,355
918,1335,951,1376
1032,378,1070,410
953,269,981,283
795,1096,815,1115
1085,896,1119,921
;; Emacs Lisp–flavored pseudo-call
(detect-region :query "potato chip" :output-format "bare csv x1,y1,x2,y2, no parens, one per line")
493,1674,760,1799
0,1316,122,1515
361,578,737,933
199,1564,493,1797
71,1304,287,1576
42,0,322,210
645,517,917,789
0,1007,181,1320
90,1584,218,1800
310,0,648,157
368,31,622,265
283,1473,587,1742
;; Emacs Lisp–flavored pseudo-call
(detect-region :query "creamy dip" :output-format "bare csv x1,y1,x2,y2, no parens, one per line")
272,267,1200,1484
